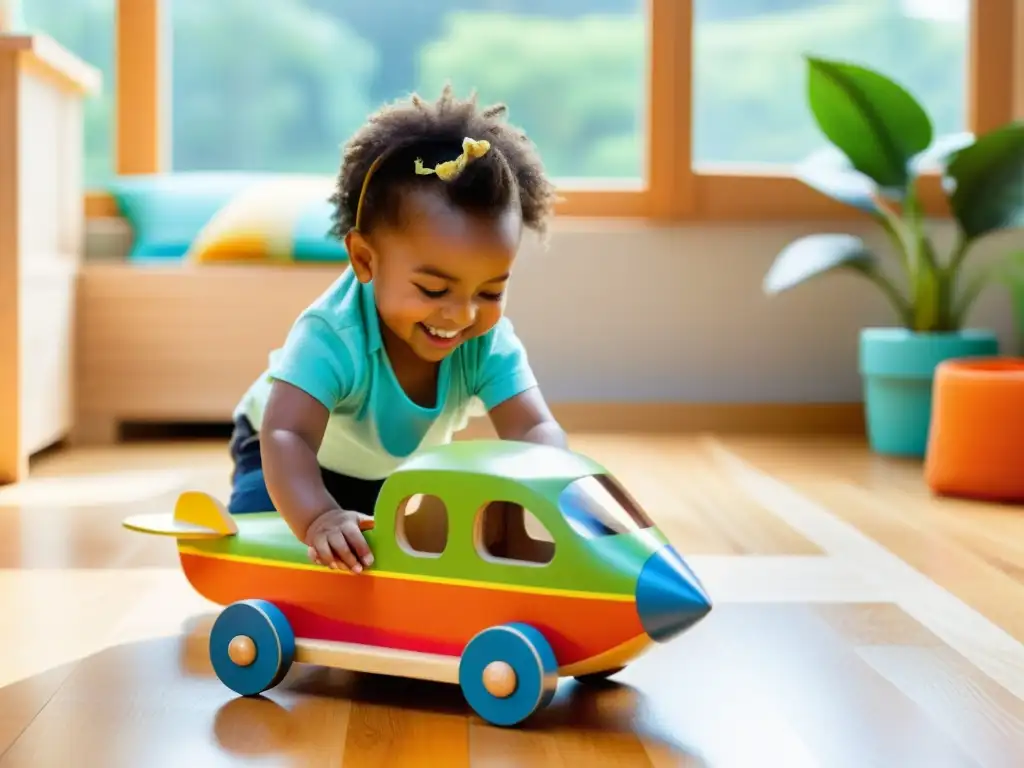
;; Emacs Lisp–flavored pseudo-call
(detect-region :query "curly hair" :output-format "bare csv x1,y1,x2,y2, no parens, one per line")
329,85,557,240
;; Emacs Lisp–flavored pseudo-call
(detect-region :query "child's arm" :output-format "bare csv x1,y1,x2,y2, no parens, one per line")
488,385,568,448
262,382,374,573
260,313,373,572
484,374,567,558
261,381,335,532
472,318,568,447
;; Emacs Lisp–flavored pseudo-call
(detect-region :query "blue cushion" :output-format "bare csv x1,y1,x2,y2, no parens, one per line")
292,198,347,262
109,172,275,261
186,175,348,265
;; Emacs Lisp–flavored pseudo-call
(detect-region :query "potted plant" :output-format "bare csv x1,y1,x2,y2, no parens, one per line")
763,55,1024,457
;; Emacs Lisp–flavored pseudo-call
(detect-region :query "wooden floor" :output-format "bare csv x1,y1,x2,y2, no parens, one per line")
0,433,1022,766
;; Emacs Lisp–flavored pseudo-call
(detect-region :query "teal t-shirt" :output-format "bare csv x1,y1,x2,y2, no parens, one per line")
234,268,538,479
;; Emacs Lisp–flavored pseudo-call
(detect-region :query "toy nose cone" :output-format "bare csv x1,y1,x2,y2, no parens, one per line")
636,545,712,642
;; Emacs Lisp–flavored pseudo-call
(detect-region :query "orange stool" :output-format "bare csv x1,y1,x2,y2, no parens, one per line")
925,357,1024,502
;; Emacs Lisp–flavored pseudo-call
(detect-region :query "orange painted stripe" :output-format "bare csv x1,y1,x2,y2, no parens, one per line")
181,550,645,666
559,633,653,678
177,544,633,602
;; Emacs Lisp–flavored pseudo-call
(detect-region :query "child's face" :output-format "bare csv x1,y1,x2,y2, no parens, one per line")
346,187,522,364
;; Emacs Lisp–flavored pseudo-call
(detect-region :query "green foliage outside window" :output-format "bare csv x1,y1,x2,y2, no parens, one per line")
23,0,966,188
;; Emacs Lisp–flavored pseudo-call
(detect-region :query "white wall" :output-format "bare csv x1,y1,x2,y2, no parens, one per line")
506,219,1020,404
84,216,1021,405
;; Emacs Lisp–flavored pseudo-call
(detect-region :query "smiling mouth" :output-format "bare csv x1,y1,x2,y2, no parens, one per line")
420,323,466,346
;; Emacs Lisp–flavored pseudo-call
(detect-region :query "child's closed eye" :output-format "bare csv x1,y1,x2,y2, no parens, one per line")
415,284,503,302
416,285,447,298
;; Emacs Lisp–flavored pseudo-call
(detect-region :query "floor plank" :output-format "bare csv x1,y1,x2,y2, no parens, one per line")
565,435,823,556
859,646,1024,768
710,436,1024,702
622,603,980,768
0,435,1019,765
812,603,945,647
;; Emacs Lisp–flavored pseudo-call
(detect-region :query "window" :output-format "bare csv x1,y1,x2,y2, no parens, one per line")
692,0,970,167
87,1,1013,221
24,0,114,186
559,474,654,538
168,0,647,182
476,501,554,566
396,494,449,556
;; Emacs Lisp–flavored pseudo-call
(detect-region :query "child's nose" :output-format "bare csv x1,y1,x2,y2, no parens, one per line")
442,300,476,327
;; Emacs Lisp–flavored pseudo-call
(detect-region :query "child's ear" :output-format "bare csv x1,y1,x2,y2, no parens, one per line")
344,229,374,283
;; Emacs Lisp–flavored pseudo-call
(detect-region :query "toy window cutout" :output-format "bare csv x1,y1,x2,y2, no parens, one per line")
396,493,449,557
475,501,554,566
558,474,655,539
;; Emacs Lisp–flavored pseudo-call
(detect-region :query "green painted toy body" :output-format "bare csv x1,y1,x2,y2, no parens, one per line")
209,440,666,598
124,439,712,726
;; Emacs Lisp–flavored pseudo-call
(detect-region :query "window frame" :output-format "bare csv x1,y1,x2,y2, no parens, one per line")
84,0,1015,222
474,500,557,568
395,493,450,559
557,473,657,539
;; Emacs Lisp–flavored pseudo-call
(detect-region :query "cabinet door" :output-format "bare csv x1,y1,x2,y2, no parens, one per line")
0,42,88,484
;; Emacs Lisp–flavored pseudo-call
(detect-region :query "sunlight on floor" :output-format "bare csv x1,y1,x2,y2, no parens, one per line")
0,469,192,506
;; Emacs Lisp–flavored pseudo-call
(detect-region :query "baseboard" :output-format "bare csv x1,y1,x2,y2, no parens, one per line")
91,401,865,445
459,401,865,439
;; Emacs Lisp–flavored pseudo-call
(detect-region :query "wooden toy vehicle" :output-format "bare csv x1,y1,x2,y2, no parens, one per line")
123,440,712,726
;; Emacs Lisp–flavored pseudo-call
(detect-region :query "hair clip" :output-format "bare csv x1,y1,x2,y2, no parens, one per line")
353,137,491,232
414,137,491,182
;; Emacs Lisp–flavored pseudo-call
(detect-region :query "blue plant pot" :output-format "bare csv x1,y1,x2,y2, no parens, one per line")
859,327,1000,457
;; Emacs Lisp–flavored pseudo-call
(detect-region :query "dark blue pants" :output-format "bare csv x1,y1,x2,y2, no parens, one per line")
227,416,385,516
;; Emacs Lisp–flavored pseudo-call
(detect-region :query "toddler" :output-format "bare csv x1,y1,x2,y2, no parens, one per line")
227,86,568,573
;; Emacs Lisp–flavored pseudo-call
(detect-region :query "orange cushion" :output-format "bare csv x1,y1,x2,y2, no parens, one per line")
924,357,1024,502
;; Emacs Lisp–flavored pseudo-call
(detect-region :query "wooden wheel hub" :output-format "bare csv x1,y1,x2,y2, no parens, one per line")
227,635,256,667
482,661,517,698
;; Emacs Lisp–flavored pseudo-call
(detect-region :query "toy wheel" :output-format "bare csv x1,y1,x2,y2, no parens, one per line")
574,666,625,685
209,599,295,696
458,622,558,727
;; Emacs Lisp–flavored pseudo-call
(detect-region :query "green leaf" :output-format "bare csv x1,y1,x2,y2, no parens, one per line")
805,55,933,189
763,234,875,294
944,122,1024,241
765,234,912,326
795,147,895,214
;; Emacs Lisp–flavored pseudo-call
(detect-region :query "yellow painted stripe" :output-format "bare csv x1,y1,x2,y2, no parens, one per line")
178,544,634,603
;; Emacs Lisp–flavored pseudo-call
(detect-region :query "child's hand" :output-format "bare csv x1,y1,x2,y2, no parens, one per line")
304,508,374,573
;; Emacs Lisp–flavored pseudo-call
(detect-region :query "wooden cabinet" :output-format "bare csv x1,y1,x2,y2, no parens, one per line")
0,35,100,483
